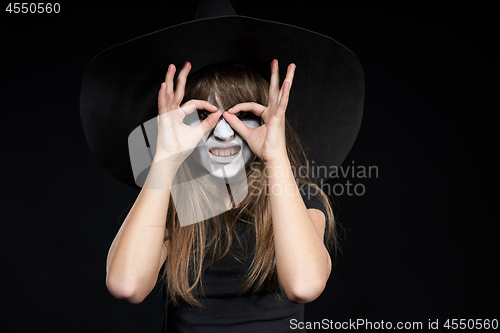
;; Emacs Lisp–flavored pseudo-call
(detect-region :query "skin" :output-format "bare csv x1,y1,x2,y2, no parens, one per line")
106,60,331,305
186,102,260,181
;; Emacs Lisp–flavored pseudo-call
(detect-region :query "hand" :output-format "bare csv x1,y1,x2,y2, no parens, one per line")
155,62,222,166
223,59,295,164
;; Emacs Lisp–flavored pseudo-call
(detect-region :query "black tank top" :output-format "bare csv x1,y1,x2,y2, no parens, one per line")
161,187,327,332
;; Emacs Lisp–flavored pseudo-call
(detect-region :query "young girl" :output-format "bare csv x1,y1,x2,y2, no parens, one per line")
105,60,336,332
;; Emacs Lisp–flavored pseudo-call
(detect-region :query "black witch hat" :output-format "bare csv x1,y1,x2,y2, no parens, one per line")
80,0,364,188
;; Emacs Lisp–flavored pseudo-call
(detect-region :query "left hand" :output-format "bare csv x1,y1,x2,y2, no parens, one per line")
223,59,295,164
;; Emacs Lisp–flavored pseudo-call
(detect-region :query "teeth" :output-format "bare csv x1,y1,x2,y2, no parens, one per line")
211,147,239,157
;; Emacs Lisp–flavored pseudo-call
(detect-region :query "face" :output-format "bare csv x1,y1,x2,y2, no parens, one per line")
186,104,261,182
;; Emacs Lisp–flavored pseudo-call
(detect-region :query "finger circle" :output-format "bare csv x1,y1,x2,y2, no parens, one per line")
182,99,219,114
228,102,267,117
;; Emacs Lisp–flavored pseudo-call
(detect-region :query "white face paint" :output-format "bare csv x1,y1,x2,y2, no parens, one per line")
190,108,260,181
180,81,264,182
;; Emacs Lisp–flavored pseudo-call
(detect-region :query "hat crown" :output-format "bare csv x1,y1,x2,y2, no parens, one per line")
195,0,237,19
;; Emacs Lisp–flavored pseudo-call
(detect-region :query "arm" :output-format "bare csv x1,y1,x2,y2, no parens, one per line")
106,62,221,303
266,157,331,304
224,60,331,304
106,160,176,304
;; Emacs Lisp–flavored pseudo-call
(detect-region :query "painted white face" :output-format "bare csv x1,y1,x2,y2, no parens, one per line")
189,108,261,181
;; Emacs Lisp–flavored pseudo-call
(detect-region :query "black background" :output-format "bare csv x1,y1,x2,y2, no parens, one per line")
1,1,498,332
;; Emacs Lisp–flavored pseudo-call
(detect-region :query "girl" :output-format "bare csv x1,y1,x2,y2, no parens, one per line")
106,60,336,332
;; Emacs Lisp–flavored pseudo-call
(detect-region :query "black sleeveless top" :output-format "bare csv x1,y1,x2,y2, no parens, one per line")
161,187,327,333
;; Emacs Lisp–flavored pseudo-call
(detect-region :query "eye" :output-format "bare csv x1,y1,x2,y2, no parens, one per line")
235,111,250,119
197,109,211,120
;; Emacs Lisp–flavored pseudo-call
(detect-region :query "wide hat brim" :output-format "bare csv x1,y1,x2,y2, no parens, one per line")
80,15,364,188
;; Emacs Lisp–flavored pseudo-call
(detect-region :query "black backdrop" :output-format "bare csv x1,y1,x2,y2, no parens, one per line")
2,1,498,332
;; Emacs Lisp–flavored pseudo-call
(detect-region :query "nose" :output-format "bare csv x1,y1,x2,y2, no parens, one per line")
213,115,235,142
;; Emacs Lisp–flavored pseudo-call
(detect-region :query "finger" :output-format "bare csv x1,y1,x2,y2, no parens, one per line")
222,112,253,142
180,103,197,115
158,82,167,114
227,102,267,117
279,63,296,102
275,81,291,119
173,62,191,104
284,63,296,86
269,59,280,105
198,110,222,136
182,99,219,113
165,64,176,99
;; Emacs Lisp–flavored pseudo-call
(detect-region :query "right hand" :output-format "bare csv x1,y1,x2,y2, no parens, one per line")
154,62,221,166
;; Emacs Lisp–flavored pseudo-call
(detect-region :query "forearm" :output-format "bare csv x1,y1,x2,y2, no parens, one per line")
266,156,330,303
106,159,177,303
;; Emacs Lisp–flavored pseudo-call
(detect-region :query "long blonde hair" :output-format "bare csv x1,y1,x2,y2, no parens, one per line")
162,63,337,307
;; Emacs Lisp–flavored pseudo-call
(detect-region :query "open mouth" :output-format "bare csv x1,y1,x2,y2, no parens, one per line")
209,145,241,157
